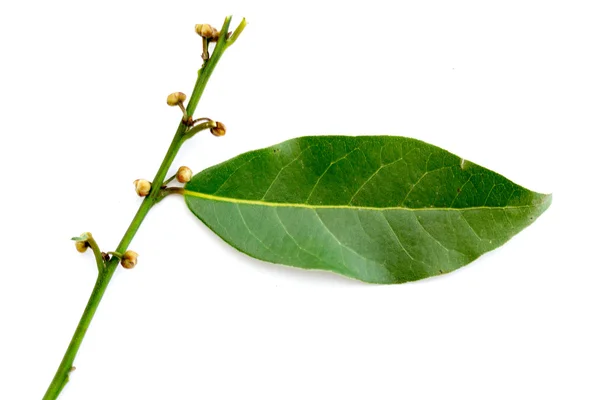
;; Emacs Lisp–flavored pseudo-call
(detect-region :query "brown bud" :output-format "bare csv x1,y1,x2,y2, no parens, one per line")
176,166,193,183
121,250,138,269
195,24,216,39
133,179,151,197
167,92,186,106
210,121,226,137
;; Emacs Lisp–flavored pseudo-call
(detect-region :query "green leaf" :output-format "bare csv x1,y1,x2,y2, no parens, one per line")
184,136,550,284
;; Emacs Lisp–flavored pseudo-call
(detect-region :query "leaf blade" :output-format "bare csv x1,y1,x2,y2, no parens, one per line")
185,136,550,283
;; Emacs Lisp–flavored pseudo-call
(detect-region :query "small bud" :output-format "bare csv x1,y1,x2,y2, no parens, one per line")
176,166,193,183
75,241,88,253
195,24,216,39
210,121,226,137
134,179,151,197
121,250,138,269
167,92,186,106
74,232,92,253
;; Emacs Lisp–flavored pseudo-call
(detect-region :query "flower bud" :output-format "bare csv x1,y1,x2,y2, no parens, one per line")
167,92,187,106
74,232,92,253
75,241,88,253
121,250,138,269
134,179,151,197
195,24,216,39
176,166,193,183
210,121,226,137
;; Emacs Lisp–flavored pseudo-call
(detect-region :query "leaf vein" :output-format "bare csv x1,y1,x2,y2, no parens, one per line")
306,148,361,203
213,154,261,195
459,212,482,241
348,154,406,205
313,209,371,276
413,213,464,257
399,166,454,206
235,204,278,257
274,209,333,269
185,190,543,212
261,145,315,200
381,213,416,261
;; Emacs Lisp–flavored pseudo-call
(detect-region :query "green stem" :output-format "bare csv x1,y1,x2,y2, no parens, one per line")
187,16,234,114
42,265,115,399
162,174,177,187
42,16,245,400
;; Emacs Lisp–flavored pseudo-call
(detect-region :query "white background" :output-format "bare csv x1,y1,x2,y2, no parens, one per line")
1,1,598,399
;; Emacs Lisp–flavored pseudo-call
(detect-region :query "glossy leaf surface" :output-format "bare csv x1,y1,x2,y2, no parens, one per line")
185,136,550,283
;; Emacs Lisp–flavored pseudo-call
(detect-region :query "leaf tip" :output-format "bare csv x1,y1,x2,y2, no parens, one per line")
530,192,552,220
540,192,552,210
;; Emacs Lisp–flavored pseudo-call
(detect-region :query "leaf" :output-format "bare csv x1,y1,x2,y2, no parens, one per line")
184,136,550,284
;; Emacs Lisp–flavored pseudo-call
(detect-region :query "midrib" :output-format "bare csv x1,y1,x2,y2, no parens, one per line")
183,190,547,212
